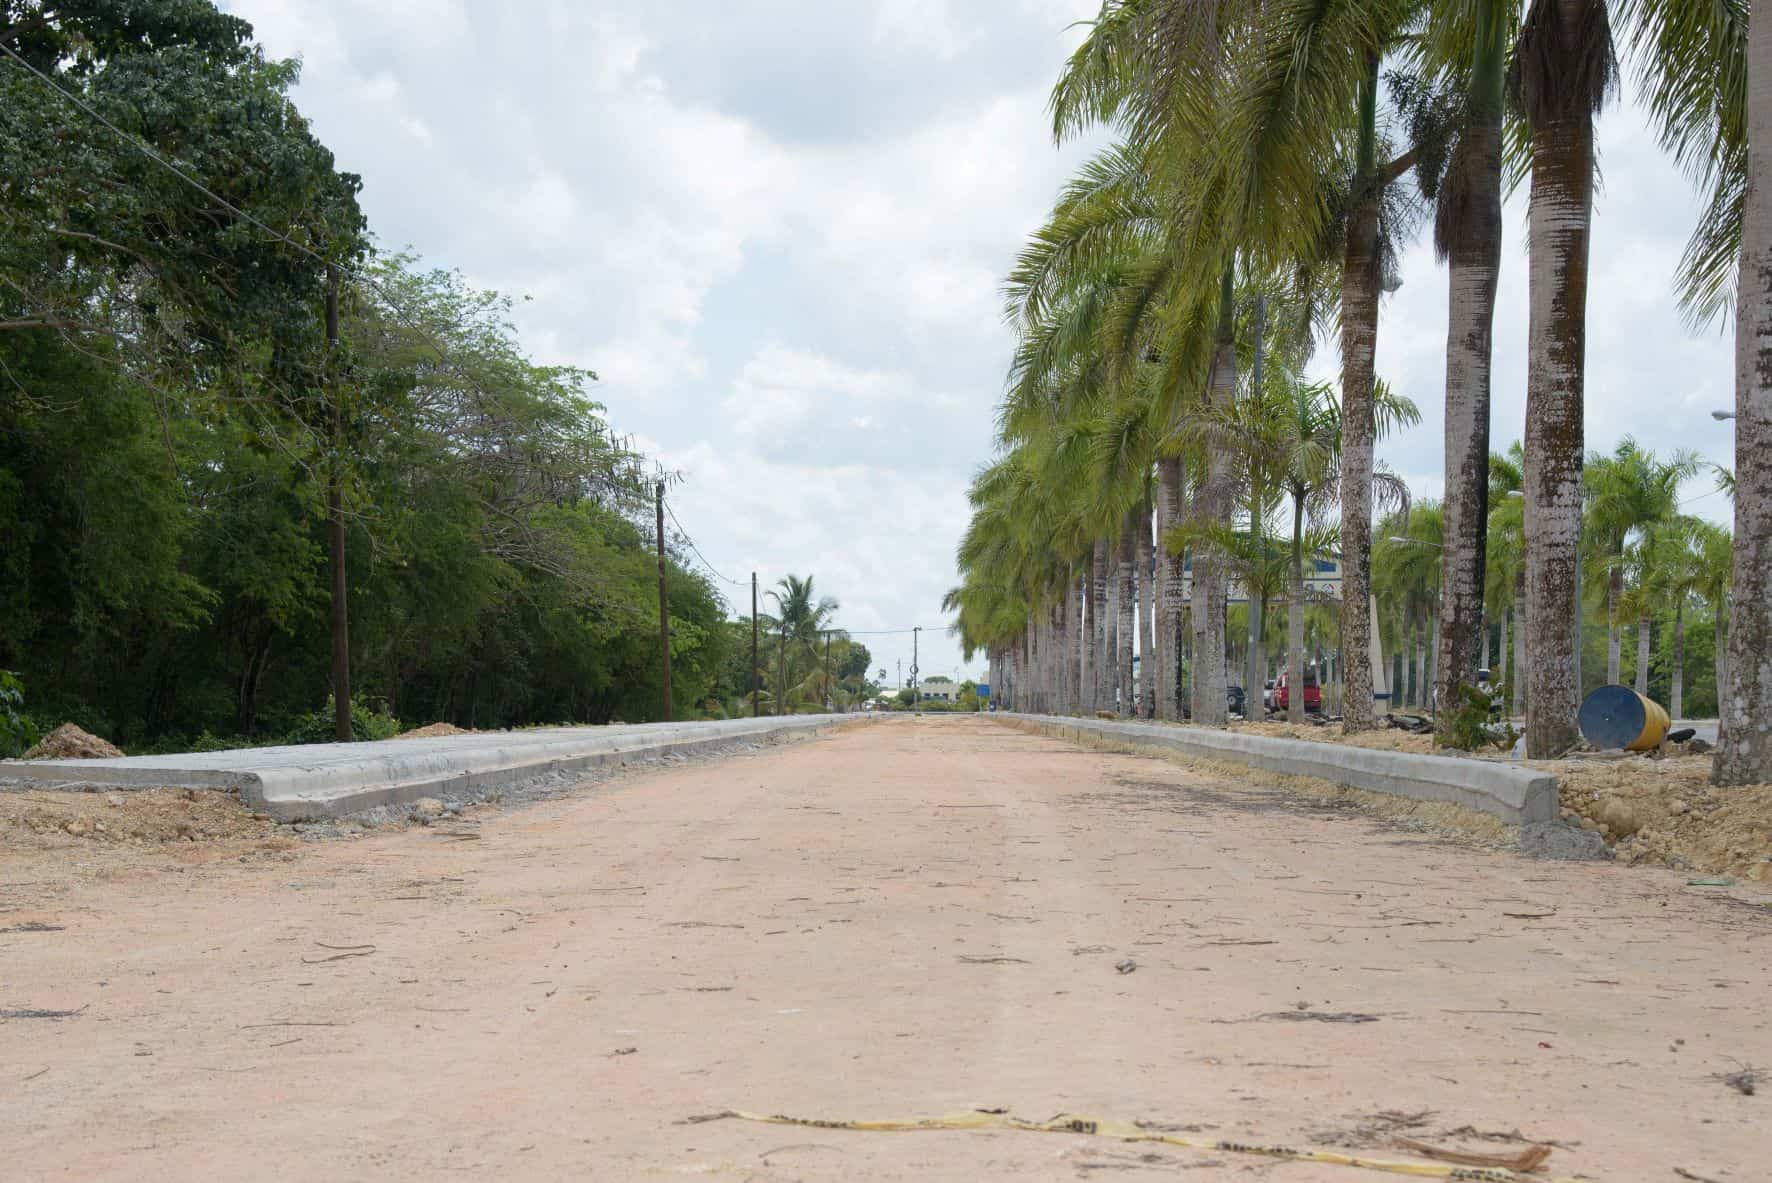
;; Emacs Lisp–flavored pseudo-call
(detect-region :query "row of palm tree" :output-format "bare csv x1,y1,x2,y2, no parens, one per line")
1478,438,1737,718
949,0,1769,785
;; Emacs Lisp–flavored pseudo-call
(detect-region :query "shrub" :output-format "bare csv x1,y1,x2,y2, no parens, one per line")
282,696,404,745
1437,681,1519,752
0,670,41,758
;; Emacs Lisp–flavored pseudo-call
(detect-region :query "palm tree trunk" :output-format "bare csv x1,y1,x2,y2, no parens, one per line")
1715,1,1772,781
1426,607,1438,713
1339,55,1384,732
1436,68,1502,729
1075,572,1087,712
1106,555,1120,712
1497,604,1509,687
1192,267,1239,726
1671,602,1685,719
1157,456,1187,721
1118,510,1137,717
1635,613,1651,697
1513,569,1527,717
1607,560,1623,684
1521,1,1595,756
1288,492,1307,723
1084,541,1098,715
1713,599,1728,733
1411,615,1424,709
1139,501,1155,718
1082,554,1096,713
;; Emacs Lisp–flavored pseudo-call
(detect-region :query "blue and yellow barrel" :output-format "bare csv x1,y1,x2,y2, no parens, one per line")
1578,685,1671,751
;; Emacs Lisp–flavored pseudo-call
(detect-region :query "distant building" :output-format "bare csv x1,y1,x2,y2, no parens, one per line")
917,681,958,702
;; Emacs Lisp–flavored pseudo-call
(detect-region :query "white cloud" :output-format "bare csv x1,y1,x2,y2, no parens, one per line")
224,0,1732,685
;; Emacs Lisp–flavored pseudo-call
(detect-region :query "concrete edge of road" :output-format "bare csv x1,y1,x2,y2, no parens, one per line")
0,714,878,822
1004,713,1559,826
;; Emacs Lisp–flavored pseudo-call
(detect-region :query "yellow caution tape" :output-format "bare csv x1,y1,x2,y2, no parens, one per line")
688,1109,1585,1182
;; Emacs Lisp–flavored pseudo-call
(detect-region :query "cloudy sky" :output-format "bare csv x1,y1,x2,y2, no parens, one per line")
226,1,1737,686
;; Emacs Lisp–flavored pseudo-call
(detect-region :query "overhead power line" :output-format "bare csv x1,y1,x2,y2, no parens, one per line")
662,503,746,587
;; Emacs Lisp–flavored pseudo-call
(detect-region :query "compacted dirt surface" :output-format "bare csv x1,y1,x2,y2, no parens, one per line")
3,716,1769,1181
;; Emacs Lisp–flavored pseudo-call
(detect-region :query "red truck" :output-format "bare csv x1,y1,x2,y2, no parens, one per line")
1273,668,1322,713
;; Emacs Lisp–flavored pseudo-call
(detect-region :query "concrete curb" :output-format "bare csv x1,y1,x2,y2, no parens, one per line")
0,715,877,821
1005,713,1558,826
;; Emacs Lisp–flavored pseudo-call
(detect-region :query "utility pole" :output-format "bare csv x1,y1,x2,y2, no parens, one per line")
751,572,759,718
824,631,832,712
655,481,673,722
326,265,351,743
912,626,921,708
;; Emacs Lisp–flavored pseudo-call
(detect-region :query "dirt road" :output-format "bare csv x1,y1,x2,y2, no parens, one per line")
3,716,1768,1180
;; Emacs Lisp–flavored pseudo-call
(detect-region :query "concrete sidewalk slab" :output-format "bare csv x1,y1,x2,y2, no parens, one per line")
1008,713,1558,825
0,715,874,821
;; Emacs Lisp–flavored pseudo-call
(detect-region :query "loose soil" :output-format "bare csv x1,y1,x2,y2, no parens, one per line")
3,716,1768,1181
0,786,287,862
20,722,123,760
394,722,471,739
1545,754,1772,881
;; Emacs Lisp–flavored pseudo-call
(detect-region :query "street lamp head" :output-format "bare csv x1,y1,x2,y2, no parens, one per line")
1506,490,1524,498
1711,409,1737,421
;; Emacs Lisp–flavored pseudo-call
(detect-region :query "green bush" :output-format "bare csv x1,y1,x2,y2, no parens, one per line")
282,696,404,745
1436,681,1519,752
0,670,41,757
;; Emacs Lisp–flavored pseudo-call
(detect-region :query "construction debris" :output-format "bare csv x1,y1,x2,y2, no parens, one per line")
1391,1135,1554,1173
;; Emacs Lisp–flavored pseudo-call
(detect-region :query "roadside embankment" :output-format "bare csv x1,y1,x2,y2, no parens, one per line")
0,714,878,821
1002,713,1557,827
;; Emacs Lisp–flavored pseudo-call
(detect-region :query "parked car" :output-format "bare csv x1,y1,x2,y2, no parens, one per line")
1273,669,1322,713
1227,683,1247,717
1262,680,1276,711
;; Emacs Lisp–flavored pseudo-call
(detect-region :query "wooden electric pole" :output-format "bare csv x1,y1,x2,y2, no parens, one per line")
824,631,832,712
751,572,759,718
326,266,352,743
656,481,673,722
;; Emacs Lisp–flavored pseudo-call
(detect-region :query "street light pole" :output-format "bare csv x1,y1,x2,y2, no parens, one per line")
751,572,759,718
912,627,921,708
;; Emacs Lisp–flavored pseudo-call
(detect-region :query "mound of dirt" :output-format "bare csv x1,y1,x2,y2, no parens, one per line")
22,723,124,760
1538,754,1772,880
397,722,471,740
0,786,277,851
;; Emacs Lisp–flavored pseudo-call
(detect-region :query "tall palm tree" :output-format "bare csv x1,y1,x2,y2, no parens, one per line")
1637,518,1705,716
1485,445,1527,714
1716,0,1772,782
1583,439,1701,683
1374,503,1444,710
1616,0,1763,780
766,575,837,715
1690,520,1733,730
1512,0,1618,755
1275,378,1418,722
1408,1,1517,718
